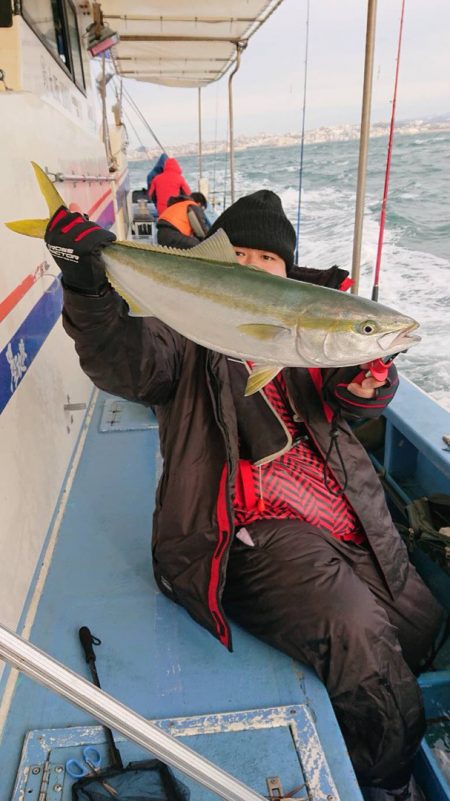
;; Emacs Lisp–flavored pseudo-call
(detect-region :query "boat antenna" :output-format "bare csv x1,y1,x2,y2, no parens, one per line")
294,0,310,265
371,0,406,301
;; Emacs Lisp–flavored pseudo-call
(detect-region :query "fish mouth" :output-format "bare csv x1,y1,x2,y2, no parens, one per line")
378,322,421,353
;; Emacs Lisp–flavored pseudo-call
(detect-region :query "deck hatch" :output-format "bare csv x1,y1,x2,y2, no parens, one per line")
11,706,341,801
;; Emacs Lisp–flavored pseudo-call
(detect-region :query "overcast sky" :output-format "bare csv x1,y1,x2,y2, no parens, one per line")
112,0,450,149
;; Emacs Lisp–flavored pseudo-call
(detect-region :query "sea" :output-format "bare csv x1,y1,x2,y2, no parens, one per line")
129,130,450,410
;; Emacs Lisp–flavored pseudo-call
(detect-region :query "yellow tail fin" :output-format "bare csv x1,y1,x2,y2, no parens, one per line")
4,162,66,239
5,219,50,238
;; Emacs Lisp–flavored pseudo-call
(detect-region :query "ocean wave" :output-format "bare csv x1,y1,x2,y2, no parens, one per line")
130,132,450,398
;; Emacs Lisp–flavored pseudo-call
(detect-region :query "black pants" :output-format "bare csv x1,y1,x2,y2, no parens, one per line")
222,520,443,787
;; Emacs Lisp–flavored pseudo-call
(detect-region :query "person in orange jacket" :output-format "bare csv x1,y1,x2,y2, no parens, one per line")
148,157,192,215
156,192,210,249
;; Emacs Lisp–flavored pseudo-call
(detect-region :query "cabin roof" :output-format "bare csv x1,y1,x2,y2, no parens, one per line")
96,1,284,87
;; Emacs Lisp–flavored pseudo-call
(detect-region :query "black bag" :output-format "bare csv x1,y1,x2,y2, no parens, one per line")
403,493,450,573
72,758,191,801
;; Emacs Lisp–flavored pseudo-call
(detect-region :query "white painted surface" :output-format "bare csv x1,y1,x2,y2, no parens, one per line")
0,15,126,656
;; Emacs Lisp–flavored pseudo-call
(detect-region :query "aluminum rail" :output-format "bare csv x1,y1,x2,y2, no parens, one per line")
350,0,377,295
0,624,265,801
46,172,115,183
227,43,244,204
198,86,203,182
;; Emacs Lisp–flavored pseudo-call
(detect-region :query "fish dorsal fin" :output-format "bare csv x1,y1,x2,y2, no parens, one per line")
187,229,237,263
117,229,238,264
5,162,66,238
244,364,284,396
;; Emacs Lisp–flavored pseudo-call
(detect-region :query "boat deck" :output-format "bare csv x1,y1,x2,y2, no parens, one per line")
0,391,364,801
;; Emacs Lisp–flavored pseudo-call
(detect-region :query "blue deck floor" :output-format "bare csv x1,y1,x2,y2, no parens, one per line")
0,392,368,799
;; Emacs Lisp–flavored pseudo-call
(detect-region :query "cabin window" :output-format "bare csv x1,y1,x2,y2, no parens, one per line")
0,0,13,27
64,2,85,89
21,0,86,91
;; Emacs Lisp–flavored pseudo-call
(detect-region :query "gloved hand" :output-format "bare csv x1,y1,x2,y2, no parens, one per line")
45,206,116,294
334,362,399,418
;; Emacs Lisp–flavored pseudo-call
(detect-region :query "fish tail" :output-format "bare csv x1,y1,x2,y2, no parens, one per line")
4,162,65,239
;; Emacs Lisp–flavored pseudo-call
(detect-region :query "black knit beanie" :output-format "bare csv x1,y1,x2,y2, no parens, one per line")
207,190,296,269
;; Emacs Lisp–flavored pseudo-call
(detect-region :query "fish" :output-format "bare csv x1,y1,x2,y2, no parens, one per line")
5,163,421,396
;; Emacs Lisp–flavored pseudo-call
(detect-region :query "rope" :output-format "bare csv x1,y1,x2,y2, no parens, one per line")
109,53,167,154
372,0,406,301
294,0,310,265
121,106,155,164
121,84,167,154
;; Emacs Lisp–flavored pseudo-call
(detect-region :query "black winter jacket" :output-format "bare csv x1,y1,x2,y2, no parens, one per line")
62,264,408,650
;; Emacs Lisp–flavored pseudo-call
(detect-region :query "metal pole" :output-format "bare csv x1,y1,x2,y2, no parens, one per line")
351,0,377,295
0,624,265,801
228,44,244,204
198,87,203,184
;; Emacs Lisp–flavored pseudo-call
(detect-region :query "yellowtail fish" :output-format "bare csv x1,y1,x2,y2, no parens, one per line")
6,163,420,395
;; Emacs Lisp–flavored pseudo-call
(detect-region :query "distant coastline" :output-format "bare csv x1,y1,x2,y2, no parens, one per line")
128,116,450,161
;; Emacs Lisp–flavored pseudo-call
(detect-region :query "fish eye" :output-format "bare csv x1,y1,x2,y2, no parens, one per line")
358,320,378,335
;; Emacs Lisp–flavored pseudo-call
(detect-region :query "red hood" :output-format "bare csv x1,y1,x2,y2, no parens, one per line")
163,158,182,174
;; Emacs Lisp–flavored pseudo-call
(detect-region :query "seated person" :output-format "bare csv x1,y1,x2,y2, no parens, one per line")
156,192,210,249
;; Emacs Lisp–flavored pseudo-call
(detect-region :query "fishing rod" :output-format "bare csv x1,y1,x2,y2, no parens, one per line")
372,0,406,301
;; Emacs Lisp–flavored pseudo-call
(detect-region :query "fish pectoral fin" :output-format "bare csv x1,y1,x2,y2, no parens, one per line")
237,323,291,341
187,229,238,263
245,364,284,396
5,218,49,238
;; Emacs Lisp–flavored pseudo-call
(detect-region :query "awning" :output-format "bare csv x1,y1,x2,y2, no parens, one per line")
90,1,283,88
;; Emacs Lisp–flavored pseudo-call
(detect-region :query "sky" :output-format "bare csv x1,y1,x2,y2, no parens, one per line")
105,0,450,150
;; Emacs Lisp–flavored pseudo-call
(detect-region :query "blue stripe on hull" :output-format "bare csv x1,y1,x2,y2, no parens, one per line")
0,279,62,415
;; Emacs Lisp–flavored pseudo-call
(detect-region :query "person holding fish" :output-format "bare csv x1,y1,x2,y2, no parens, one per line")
10,168,443,801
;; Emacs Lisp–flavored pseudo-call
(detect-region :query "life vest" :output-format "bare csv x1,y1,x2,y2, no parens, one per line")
158,200,198,237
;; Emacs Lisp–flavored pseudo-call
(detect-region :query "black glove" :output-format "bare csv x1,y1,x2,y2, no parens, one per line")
45,206,116,294
333,363,399,418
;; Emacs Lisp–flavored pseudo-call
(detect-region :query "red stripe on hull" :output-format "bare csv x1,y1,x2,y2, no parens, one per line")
0,273,37,323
